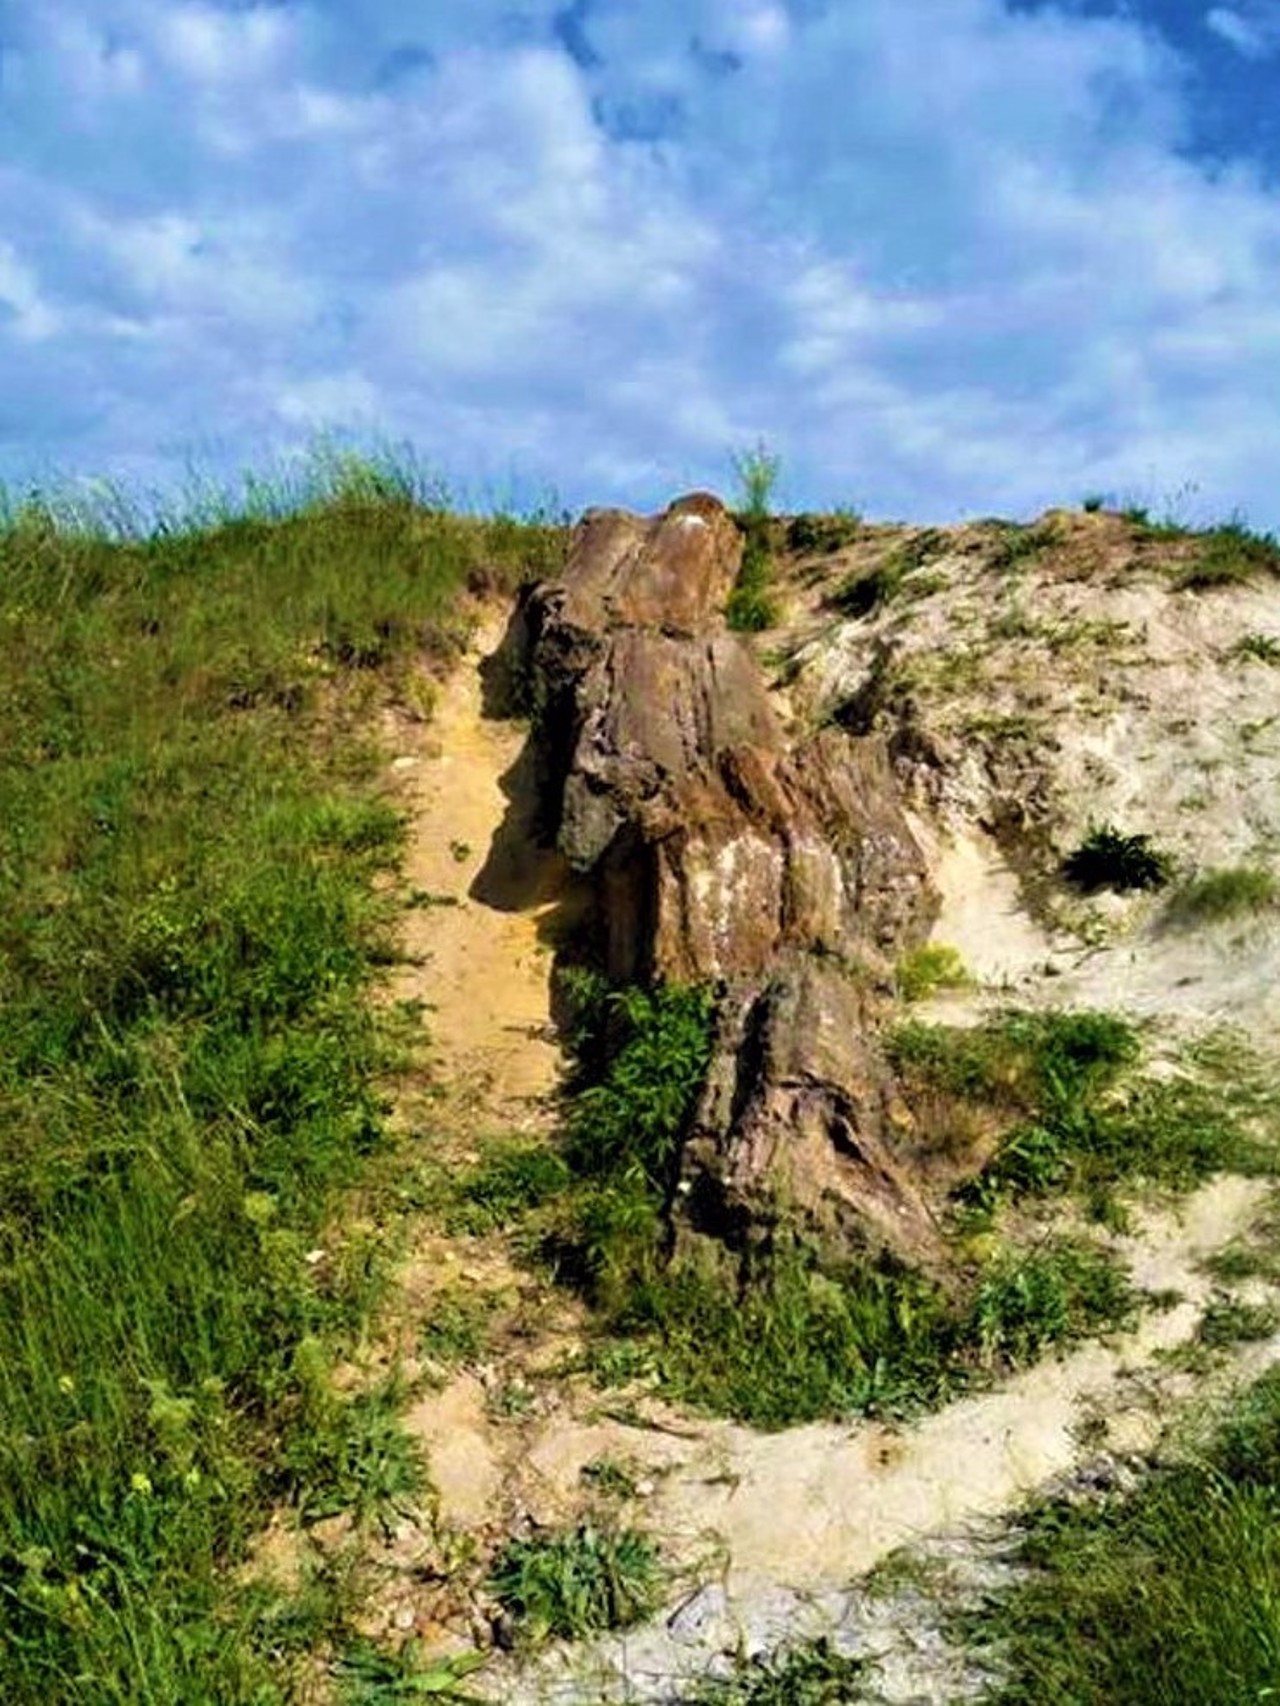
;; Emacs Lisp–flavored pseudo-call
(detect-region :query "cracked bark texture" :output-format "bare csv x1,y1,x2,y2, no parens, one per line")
521,493,943,1262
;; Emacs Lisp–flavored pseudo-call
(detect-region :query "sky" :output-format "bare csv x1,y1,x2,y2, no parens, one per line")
1,0,1279,525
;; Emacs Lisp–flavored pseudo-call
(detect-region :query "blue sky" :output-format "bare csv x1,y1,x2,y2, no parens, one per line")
2,0,1279,524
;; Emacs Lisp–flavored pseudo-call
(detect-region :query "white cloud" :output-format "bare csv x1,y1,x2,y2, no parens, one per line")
4,0,1280,531
1205,4,1280,58
0,244,61,341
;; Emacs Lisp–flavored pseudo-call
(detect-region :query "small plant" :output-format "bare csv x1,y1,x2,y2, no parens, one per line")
1231,632,1280,664
969,1240,1136,1368
1081,493,1107,513
488,1522,662,1642
895,942,971,1002
449,1142,571,1233
990,521,1057,571
727,443,781,631
1166,864,1278,926
336,1640,487,1704
685,1638,868,1703
1062,824,1174,893
1197,1294,1280,1348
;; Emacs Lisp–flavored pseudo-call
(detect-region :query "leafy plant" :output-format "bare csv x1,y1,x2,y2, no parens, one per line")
1231,631,1280,665
895,943,971,1002
565,981,716,1189
970,1241,1136,1367
488,1522,662,1642
686,1639,869,1703
1062,824,1174,892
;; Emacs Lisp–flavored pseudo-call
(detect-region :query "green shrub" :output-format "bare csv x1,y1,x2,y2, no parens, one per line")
1167,864,1278,925
1062,824,1174,892
786,511,861,555
565,981,716,1190
488,1522,662,1642
895,943,971,1002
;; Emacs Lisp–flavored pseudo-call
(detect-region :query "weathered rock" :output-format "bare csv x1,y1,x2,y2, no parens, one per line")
521,493,941,1261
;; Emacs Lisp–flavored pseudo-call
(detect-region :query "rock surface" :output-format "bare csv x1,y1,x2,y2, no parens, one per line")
519,493,940,1260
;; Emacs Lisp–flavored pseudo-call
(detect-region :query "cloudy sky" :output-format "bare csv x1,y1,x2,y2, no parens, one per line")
2,0,1279,524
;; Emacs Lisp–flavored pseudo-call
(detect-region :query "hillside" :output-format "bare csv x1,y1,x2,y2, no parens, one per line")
3,473,1280,1704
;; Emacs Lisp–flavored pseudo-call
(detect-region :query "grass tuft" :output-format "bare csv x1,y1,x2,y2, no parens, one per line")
1166,864,1278,925
488,1522,662,1643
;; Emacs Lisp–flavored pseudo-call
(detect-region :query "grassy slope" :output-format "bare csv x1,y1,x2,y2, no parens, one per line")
978,1364,1280,1704
0,467,560,1702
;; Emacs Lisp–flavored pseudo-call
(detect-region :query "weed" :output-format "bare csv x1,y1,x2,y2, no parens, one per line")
564,980,716,1192
727,445,781,632
829,531,945,618
970,1241,1136,1367
685,1638,869,1703
989,522,1057,571
894,1008,1268,1209
731,442,781,522
419,1288,501,1370
488,1522,662,1642
449,1143,571,1234
1062,824,1174,893
895,943,971,1002
1231,631,1280,664
1196,1294,1280,1348
336,1639,487,1703
1166,864,1278,925
1081,494,1107,513
580,1456,641,1500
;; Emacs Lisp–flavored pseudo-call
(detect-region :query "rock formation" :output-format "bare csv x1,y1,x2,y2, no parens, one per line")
519,493,943,1263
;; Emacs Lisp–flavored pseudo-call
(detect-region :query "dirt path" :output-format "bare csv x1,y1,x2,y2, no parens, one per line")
390,614,577,1122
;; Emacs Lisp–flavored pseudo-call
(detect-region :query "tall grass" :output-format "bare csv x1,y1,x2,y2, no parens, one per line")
0,455,561,1700
978,1365,1280,1704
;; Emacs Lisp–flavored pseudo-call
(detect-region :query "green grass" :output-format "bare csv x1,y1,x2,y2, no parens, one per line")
488,1522,662,1643
726,443,781,631
1176,517,1280,591
0,454,561,1700
685,1639,869,1703
895,943,971,1002
975,1365,1280,1704
1166,863,1279,925
892,1009,1273,1215
609,1235,1135,1427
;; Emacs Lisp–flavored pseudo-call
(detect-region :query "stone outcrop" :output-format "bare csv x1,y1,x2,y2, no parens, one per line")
519,494,943,1262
